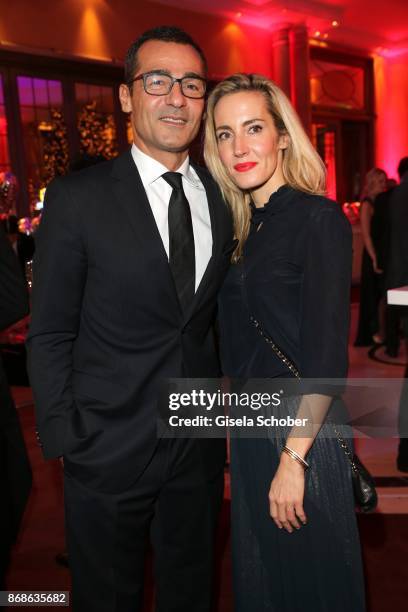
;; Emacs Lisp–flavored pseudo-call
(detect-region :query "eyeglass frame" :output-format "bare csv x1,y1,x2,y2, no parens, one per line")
127,71,207,99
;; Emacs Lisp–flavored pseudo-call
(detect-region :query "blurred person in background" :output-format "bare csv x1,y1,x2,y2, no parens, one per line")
69,153,107,173
355,167,388,347
0,224,31,589
387,156,408,471
1,215,35,278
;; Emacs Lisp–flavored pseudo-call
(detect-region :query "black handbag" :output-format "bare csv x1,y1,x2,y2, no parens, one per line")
335,436,378,513
250,315,378,513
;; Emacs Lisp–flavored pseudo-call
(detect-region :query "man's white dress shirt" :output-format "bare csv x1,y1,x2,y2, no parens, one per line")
131,144,212,291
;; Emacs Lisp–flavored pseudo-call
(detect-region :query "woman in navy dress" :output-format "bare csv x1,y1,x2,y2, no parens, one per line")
204,74,365,611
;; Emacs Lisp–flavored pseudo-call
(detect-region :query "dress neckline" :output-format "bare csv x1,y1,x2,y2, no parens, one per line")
250,184,293,226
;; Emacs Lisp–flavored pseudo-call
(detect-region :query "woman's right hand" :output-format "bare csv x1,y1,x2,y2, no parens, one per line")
269,452,307,533
371,254,383,274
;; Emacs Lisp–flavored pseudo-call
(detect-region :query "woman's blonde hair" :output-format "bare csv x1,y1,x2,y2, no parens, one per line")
204,73,326,260
360,167,387,202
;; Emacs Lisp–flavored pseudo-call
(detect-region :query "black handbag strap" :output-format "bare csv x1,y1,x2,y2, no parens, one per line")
249,315,358,472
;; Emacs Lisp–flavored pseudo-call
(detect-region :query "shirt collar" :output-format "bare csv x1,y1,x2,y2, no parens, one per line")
131,144,204,191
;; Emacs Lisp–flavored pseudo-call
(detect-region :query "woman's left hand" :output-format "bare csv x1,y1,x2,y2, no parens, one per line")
269,452,307,533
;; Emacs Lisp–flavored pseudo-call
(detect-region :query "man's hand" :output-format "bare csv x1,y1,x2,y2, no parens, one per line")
59,457,64,467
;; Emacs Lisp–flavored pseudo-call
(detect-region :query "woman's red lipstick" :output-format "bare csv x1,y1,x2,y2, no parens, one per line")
233,162,258,172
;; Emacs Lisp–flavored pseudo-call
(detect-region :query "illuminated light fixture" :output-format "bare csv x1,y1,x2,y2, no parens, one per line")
38,121,53,132
310,39,329,48
374,46,391,57
323,33,329,39
314,31,321,37
332,20,339,27
235,12,242,18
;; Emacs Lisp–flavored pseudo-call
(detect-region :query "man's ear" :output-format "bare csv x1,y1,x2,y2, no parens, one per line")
119,83,132,113
279,133,290,150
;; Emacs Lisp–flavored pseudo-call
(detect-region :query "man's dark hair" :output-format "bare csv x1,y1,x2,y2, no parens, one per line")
69,154,107,173
397,156,408,179
124,25,207,85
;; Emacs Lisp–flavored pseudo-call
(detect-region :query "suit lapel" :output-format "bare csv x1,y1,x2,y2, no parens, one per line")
110,152,228,323
110,150,181,312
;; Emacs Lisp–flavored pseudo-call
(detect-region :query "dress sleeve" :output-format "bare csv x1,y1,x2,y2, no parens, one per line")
299,203,352,380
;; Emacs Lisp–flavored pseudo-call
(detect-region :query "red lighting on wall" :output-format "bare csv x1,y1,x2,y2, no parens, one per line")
324,131,336,201
374,53,408,179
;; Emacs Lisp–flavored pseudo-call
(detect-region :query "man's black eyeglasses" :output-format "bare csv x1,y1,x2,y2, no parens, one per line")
128,72,207,99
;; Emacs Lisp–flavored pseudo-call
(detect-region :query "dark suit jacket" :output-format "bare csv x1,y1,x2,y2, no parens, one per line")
27,150,234,493
0,225,31,544
387,176,408,289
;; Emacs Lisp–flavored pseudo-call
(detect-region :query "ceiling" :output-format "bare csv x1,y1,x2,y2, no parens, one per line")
153,0,408,56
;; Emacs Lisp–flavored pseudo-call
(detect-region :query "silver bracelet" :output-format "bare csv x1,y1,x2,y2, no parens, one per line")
282,445,310,470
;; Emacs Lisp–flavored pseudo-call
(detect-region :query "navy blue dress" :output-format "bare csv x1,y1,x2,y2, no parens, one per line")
218,186,365,611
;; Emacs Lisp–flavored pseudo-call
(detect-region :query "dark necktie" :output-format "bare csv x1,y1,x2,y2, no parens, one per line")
162,172,195,312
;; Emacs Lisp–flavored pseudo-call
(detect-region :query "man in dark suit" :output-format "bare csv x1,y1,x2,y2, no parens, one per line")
387,157,408,471
1,215,35,278
27,26,234,612
0,224,31,589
